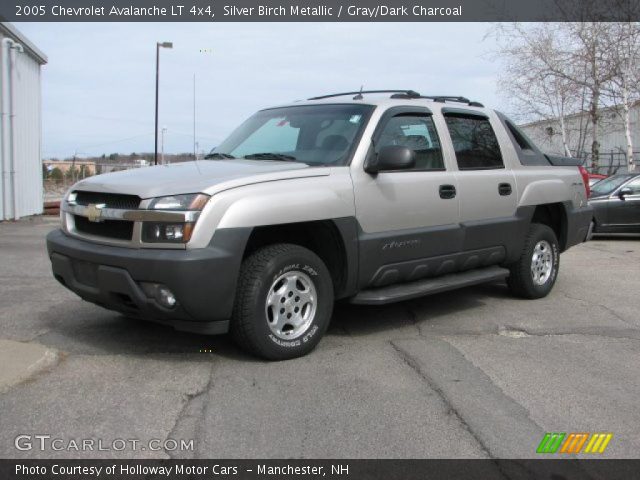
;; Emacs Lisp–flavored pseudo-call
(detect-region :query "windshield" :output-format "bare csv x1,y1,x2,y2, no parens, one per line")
208,104,374,166
591,174,634,196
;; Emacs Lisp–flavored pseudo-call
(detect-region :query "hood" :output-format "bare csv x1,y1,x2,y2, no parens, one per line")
72,160,327,199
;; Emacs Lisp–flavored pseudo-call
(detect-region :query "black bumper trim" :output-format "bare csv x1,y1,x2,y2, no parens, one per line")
46,228,252,334
564,202,594,249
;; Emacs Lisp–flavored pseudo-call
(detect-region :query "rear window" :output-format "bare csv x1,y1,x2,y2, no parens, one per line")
444,114,504,170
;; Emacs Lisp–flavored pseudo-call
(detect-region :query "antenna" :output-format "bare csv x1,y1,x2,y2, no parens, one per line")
353,85,364,100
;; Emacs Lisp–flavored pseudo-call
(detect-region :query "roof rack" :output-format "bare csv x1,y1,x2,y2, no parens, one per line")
308,90,421,100
422,96,484,108
308,90,484,107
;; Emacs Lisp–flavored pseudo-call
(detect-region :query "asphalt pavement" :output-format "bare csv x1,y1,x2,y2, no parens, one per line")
0,217,638,459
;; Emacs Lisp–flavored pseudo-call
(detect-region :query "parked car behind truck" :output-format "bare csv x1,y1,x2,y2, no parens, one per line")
589,173,640,234
47,90,593,360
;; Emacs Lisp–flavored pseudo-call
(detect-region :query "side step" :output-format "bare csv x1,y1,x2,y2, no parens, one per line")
350,266,510,305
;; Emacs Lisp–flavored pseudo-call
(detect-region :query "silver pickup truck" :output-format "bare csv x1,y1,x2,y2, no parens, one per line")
47,90,593,360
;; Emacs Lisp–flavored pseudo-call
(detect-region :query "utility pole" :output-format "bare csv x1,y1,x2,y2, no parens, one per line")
154,41,173,166
161,127,167,165
193,74,196,160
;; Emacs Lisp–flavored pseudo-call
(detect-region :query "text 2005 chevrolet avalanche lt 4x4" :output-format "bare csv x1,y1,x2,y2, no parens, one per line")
47,90,593,360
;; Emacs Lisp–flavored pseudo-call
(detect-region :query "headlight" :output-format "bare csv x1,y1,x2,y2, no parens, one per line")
148,193,209,211
143,194,209,244
142,222,195,243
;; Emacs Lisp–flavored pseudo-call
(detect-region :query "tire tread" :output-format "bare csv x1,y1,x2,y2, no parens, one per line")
507,223,559,299
231,243,330,359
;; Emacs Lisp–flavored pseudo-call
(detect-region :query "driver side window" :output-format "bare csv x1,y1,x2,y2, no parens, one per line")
625,177,640,195
375,114,444,171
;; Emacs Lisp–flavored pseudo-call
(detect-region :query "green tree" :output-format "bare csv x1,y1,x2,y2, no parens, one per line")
50,167,64,184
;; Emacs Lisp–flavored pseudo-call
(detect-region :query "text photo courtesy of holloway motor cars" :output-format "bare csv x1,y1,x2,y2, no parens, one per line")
0,1,639,479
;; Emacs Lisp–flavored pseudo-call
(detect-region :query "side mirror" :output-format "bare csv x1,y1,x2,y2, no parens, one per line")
365,145,415,174
619,187,632,199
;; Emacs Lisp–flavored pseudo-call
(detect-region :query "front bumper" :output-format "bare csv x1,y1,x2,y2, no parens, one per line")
46,228,251,335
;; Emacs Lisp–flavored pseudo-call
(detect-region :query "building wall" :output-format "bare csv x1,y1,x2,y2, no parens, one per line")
520,103,640,172
0,27,45,220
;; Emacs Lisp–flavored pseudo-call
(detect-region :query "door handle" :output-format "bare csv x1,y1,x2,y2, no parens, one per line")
439,184,456,199
498,183,512,196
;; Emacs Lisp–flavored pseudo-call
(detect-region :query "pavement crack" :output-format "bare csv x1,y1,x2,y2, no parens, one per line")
164,363,215,459
558,291,636,328
389,340,495,460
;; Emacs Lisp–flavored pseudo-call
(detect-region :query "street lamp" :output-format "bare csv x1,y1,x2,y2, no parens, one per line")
154,41,173,166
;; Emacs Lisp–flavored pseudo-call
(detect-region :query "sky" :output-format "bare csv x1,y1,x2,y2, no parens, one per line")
16,22,506,159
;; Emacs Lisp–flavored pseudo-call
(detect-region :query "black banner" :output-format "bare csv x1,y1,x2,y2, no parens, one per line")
1,0,640,22
2,460,640,480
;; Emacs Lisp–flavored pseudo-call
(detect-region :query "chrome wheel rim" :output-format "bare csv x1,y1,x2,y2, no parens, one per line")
531,240,553,286
265,271,317,340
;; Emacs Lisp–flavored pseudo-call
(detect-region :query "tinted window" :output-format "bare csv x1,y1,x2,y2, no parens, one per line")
591,174,635,196
376,114,444,170
625,177,640,194
445,114,504,170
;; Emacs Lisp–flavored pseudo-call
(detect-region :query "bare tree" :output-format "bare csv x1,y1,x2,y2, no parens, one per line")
493,23,619,169
601,22,640,172
492,23,586,157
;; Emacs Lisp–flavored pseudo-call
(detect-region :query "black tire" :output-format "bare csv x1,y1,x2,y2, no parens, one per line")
507,223,560,299
230,243,334,360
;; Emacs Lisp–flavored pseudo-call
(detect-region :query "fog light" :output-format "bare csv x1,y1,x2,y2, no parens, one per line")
140,282,178,309
157,286,177,308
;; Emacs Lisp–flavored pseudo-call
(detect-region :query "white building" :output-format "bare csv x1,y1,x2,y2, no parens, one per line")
519,102,640,174
1,23,47,220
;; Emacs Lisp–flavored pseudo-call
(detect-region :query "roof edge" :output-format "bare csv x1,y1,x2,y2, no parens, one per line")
0,22,47,65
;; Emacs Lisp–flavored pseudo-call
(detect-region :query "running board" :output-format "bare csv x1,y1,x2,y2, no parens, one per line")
350,266,510,305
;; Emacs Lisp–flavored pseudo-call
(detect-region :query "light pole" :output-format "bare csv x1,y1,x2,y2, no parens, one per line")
161,127,167,165
154,41,173,166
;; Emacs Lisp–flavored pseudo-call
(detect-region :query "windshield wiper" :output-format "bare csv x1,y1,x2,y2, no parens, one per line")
204,152,235,159
244,153,297,162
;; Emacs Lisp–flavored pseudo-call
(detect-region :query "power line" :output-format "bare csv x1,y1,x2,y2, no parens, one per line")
75,132,154,152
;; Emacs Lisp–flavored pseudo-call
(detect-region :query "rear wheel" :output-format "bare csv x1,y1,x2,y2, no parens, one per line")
507,223,560,299
231,243,334,360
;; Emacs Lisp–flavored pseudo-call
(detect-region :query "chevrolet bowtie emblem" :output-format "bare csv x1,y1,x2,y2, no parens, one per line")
86,203,105,223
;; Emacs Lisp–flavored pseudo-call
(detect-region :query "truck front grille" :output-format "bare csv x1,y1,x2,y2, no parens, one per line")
74,215,134,241
74,191,141,210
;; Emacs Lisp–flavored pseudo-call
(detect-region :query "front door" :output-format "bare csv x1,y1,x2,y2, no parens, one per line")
608,176,640,230
352,107,461,288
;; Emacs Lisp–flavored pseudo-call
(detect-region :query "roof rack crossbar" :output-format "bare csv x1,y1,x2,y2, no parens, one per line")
422,96,484,107
422,96,471,103
307,91,484,108
308,90,420,100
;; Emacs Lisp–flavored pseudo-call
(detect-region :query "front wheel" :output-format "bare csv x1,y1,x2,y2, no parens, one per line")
230,243,334,360
507,224,560,299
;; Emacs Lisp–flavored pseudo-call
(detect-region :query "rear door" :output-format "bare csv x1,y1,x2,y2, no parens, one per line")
442,110,518,258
